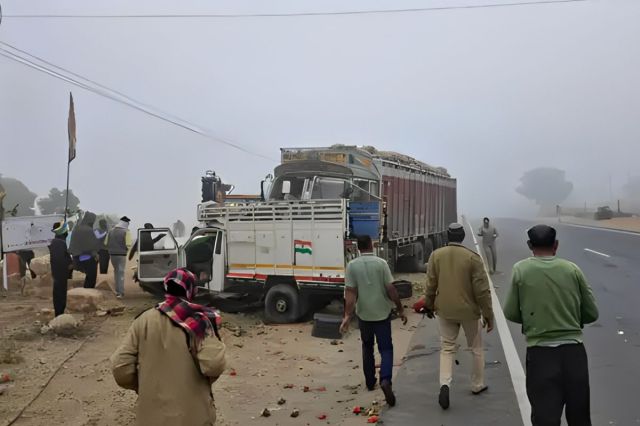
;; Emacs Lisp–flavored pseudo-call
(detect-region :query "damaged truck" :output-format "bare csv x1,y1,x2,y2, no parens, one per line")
136,145,457,323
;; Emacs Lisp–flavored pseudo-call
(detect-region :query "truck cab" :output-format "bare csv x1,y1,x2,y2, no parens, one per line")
136,198,352,324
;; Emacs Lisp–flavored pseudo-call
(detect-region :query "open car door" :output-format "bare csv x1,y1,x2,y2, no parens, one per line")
181,228,223,292
136,228,180,282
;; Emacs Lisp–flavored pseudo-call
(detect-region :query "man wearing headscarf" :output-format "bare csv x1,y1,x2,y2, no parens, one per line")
68,211,102,288
49,222,73,316
107,216,132,298
111,268,226,426
425,223,494,410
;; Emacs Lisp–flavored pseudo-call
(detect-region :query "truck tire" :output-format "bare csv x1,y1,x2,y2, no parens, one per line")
265,284,301,324
423,239,434,263
396,255,421,273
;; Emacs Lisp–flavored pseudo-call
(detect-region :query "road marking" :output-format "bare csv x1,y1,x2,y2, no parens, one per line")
464,216,532,426
583,248,611,258
559,222,640,237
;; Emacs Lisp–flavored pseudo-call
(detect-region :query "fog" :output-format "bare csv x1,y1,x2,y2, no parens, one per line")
1,0,639,230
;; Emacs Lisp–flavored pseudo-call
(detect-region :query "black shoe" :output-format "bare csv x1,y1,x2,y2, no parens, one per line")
439,385,450,410
472,386,489,395
380,380,396,407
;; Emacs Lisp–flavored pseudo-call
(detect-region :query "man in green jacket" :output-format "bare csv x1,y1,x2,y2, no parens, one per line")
504,224,599,426
425,223,494,410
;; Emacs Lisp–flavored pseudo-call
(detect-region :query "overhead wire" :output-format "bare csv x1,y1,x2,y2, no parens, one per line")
1,0,588,19
0,44,276,162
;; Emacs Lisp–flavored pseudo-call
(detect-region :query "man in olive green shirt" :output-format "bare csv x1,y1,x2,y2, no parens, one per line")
425,223,494,410
504,224,598,426
340,235,407,408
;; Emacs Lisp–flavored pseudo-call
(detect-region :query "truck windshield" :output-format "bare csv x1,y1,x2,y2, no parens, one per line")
311,177,347,199
270,177,307,200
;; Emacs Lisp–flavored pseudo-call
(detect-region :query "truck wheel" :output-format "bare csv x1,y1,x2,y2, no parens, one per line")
423,239,434,263
265,284,301,324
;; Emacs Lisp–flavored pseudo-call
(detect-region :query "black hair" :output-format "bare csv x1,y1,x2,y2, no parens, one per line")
144,223,154,229
448,228,465,243
357,235,373,251
527,225,557,248
483,217,490,222
166,280,187,298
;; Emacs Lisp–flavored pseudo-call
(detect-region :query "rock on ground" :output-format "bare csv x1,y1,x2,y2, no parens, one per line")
49,314,79,336
29,255,51,276
67,288,104,312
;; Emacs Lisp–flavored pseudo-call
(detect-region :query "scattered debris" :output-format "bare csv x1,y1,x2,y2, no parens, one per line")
283,384,295,389
0,338,24,364
1,373,12,383
353,406,363,414
277,397,286,405
229,369,237,377
49,314,79,337
317,414,327,420
260,408,271,417
330,340,340,345
290,409,300,418
367,415,380,423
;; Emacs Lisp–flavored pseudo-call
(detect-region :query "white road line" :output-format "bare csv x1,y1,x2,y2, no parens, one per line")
464,216,532,426
559,222,640,237
583,248,611,258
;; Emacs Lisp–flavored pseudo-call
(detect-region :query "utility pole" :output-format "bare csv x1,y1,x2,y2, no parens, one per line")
0,186,7,291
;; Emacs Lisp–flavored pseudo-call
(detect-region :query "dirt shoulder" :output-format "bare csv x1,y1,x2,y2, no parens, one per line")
560,216,640,233
1,271,425,426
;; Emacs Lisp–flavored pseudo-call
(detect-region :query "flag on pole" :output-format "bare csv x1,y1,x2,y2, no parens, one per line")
68,92,77,163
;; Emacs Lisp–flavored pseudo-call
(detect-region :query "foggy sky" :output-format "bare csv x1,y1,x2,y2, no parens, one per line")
1,0,639,230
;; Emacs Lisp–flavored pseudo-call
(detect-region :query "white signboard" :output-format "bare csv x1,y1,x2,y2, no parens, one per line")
1,215,64,252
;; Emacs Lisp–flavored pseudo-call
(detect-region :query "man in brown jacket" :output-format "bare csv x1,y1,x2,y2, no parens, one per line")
111,268,226,425
425,223,494,410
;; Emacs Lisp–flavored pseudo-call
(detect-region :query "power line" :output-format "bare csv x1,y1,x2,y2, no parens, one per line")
0,44,276,162
2,0,589,19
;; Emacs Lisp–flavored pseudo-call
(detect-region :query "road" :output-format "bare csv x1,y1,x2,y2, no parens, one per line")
383,218,640,425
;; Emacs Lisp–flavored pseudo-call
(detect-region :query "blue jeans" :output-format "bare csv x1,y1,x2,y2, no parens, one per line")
359,316,394,388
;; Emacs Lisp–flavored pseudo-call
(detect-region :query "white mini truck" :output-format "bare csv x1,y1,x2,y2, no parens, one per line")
136,199,356,323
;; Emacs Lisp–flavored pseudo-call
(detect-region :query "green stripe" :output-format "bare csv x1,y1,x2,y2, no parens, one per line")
295,248,312,255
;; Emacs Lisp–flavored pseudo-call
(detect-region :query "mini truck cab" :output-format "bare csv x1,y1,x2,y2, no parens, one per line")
136,199,355,323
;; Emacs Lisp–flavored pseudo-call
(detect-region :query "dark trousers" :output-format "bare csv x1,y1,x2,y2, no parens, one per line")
98,249,110,274
52,277,68,316
81,257,98,288
526,343,591,426
359,317,394,388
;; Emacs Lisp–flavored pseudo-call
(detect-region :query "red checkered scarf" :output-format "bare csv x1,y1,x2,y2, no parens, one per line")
156,268,220,353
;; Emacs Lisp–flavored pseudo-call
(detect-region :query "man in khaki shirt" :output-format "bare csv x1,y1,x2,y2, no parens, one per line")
425,223,494,410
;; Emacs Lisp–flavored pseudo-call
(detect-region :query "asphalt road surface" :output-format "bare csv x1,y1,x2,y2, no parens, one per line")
383,218,640,426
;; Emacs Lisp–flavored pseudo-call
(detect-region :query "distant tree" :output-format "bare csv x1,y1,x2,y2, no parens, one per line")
0,174,37,216
517,168,573,213
37,188,81,215
623,176,640,199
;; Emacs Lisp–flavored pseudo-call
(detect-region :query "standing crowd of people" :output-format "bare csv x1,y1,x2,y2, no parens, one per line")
48,212,135,316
